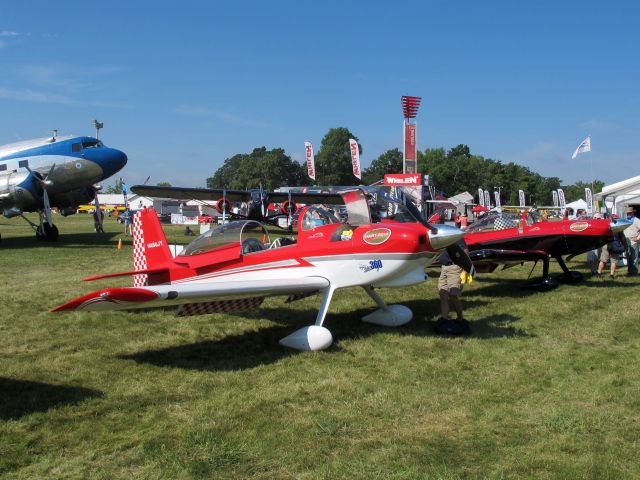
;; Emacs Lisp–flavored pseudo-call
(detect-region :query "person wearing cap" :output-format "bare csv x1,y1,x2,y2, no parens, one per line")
624,207,640,276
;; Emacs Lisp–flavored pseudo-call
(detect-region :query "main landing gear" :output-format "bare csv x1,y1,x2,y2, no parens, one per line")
278,285,413,351
526,255,583,291
21,210,59,241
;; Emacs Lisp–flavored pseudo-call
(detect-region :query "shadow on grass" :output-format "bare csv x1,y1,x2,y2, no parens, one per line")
122,298,529,372
0,377,103,420
0,232,124,250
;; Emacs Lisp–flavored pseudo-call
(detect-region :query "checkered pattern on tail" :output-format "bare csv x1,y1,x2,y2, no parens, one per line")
494,216,517,231
285,291,319,303
176,297,265,317
132,212,148,287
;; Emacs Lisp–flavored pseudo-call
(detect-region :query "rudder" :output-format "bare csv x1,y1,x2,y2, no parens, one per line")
133,208,172,286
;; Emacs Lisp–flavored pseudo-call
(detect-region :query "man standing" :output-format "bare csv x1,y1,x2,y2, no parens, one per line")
624,207,640,276
434,238,471,335
121,207,133,236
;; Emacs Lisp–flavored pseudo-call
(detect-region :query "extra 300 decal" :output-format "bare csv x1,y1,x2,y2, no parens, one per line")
359,259,383,272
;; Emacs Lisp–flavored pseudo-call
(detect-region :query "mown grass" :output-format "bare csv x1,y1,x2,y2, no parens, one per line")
1,213,639,479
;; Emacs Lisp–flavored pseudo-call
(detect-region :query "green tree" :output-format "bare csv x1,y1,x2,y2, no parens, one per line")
315,127,362,185
561,180,605,202
361,148,403,185
206,149,308,190
156,181,172,187
206,154,245,188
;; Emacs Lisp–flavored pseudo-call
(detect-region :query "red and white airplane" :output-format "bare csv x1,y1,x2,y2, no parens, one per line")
52,188,472,350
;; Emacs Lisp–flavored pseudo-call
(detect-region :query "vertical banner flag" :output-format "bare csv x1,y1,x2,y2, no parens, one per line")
403,123,417,174
552,190,559,208
304,141,315,180
557,189,566,213
518,189,526,207
484,190,491,208
121,181,128,208
348,138,361,180
494,191,502,210
478,188,485,207
571,136,591,159
585,188,594,217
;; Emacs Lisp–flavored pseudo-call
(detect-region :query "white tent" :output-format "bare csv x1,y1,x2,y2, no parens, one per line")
594,175,640,215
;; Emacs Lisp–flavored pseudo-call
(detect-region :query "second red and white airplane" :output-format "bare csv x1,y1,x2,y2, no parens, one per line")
52,188,472,350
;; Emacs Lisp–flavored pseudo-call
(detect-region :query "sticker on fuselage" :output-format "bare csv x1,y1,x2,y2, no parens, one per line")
340,229,354,241
362,228,391,245
570,222,590,232
359,259,383,272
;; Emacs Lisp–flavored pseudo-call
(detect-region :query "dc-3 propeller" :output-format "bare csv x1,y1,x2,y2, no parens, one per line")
25,163,59,240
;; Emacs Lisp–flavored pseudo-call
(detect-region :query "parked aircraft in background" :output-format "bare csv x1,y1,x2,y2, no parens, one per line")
53,187,474,350
0,131,127,241
463,210,631,290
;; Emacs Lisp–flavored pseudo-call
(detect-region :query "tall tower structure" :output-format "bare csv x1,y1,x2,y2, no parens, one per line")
401,96,421,174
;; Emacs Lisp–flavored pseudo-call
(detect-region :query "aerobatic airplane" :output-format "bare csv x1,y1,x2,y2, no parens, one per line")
463,209,631,289
0,131,127,241
52,187,474,350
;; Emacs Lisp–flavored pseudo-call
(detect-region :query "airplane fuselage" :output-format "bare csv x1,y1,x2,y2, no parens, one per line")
0,135,127,216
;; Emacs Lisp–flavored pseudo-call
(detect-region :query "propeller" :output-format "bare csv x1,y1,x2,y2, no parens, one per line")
222,187,227,223
288,190,293,226
403,194,476,276
445,242,476,277
259,184,266,218
26,163,56,225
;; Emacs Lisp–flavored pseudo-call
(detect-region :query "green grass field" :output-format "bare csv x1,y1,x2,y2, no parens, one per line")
1,214,639,479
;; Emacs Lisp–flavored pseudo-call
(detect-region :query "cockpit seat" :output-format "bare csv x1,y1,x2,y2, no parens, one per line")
242,237,266,254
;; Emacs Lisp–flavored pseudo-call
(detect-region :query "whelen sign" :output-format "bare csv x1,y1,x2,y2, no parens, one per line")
383,174,422,186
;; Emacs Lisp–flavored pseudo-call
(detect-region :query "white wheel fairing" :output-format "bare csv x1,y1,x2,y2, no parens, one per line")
362,304,413,327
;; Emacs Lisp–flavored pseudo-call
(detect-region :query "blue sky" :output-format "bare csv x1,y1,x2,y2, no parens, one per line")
1,0,638,188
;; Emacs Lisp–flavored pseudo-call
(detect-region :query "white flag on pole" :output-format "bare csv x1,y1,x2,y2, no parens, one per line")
478,188,485,207
518,190,526,207
571,136,591,159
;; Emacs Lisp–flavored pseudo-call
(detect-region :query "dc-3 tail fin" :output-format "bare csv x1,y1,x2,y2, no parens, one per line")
133,208,173,286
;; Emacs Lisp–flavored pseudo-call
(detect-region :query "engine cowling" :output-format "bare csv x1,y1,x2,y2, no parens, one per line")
281,200,298,216
48,186,97,211
0,171,43,216
215,198,231,214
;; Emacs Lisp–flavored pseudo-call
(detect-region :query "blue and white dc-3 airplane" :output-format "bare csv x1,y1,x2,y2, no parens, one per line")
0,130,127,241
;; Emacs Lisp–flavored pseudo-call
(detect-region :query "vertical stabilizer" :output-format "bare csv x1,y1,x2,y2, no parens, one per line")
132,208,172,286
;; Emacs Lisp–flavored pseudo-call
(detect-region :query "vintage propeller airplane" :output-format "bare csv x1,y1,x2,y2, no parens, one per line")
52,187,474,350
0,128,127,241
463,209,631,289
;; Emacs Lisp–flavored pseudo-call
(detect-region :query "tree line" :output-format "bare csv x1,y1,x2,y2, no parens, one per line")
196,126,602,204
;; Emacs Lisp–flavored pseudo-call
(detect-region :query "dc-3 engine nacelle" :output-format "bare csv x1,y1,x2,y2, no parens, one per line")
0,171,42,217
49,186,98,214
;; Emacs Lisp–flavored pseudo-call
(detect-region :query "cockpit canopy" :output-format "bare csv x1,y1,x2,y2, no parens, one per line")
179,220,270,256
300,206,340,230
465,210,541,233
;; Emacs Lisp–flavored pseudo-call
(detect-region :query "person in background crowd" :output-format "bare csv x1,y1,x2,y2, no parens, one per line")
624,207,640,276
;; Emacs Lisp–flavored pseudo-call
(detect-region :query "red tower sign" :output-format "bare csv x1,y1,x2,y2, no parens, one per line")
401,96,421,174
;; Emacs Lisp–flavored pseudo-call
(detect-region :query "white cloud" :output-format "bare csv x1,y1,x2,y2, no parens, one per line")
173,105,212,116
0,87,72,104
578,119,630,134
173,104,279,129
0,31,19,37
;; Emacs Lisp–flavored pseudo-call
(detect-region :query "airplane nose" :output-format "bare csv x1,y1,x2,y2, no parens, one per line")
96,148,128,179
610,219,632,235
428,224,464,250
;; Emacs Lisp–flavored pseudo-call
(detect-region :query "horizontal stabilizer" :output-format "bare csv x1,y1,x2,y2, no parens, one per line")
83,267,172,282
